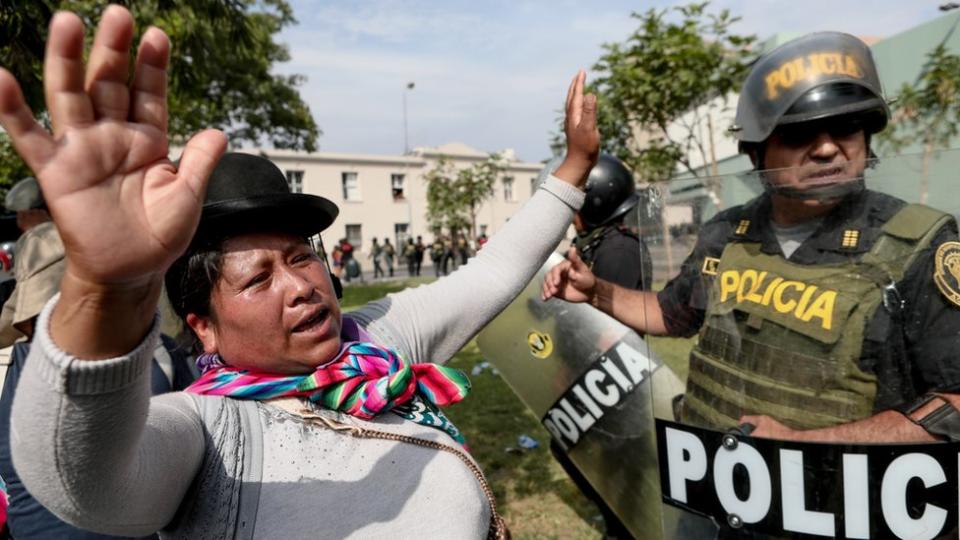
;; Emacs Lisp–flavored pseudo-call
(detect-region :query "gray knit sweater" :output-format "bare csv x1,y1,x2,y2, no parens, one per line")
9,177,584,539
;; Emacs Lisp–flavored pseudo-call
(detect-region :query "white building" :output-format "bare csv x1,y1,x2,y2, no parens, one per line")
244,142,546,262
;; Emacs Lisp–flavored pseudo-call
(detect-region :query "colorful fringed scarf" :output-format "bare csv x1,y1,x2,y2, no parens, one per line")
186,338,471,444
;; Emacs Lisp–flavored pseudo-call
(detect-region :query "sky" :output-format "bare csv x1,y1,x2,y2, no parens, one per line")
277,0,952,163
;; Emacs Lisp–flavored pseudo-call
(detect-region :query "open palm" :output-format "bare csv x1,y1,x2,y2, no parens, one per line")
0,6,225,286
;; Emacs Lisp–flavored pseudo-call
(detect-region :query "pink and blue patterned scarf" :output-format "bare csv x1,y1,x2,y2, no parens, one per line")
186,318,470,444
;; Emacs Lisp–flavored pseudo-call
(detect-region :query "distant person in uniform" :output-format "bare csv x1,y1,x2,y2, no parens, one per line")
456,234,470,265
431,236,445,277
369,237,384,279
403,238,417,276
414,235,425,276
383,238,396,277
441,234,456,275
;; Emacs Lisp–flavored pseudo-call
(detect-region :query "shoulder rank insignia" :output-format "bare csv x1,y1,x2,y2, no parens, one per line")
702,257,720,276
841,229,860,249
735,220,751,235
933,242,960,308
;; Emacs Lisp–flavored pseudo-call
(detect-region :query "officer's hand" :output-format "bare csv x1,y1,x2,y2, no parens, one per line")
542,247,597,303
0,6,226,290
738,415,798,440
553,70,599,189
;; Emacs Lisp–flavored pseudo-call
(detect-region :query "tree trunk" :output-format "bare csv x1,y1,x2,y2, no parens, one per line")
470,203,477,240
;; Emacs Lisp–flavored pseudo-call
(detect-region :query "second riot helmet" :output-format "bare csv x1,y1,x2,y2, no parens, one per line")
580,153,640,228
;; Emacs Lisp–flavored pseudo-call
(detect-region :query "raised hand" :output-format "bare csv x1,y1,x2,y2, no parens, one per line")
541,246,598,303
553,70,600,188
0,6,226,288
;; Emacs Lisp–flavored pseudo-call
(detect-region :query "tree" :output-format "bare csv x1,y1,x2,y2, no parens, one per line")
876,43,960,204
563,2,753,276
0,0,319,196
578,2,754,188
425,155,504,239
425,158,469,236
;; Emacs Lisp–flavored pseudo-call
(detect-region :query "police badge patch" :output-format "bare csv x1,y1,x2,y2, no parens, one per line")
933,242,960,308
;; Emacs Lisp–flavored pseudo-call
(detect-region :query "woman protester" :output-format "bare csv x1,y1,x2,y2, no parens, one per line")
0,5,598,539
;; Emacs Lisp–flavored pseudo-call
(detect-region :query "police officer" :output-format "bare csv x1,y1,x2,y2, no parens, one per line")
572,153,652,291
544,32,960,443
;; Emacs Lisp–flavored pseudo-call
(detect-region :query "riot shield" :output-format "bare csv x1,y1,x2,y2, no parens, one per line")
642,149,960,539
477,252,685,539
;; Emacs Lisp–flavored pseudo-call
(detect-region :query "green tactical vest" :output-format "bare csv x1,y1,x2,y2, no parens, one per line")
682,204,953,431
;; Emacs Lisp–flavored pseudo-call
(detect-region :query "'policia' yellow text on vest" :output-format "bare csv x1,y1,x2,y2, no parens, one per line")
682,204,952,430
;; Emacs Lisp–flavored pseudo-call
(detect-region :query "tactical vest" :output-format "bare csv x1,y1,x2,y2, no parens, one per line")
682,204,953,430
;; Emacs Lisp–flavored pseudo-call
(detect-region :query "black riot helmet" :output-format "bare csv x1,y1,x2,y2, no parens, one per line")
732,32,889,146
579,153,640,229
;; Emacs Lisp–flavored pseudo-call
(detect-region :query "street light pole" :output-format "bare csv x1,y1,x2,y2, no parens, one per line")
403,81,415,153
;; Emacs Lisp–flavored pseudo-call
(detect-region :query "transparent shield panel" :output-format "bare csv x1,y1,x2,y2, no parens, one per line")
642,149,960,538
476,252,681,539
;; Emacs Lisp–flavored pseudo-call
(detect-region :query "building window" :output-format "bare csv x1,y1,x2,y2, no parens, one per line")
479,224,488,236
530,176,538,196
345,224,362,247
394,223,409,246
503,176,515,202
341,172,360,201
285,170,304,193
391,173,406,201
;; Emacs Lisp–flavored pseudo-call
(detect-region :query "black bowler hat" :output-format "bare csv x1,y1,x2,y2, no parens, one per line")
193,152,338,244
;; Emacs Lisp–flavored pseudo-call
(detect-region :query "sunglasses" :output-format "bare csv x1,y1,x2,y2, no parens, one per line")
773,118,864,147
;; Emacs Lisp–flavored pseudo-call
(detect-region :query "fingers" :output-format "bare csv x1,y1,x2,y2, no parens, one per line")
541,277,553,301
84,5,135,122
581,93,597,132
131,26,170,131
564,70,579,116
568,246,588,271
541,260,571,300
44,11,95,136
176,129,228,199
0,69,55,173
567,70,585,130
